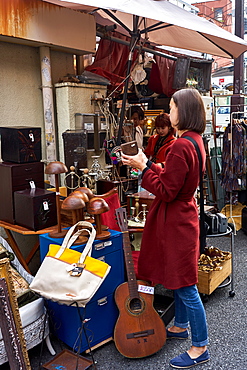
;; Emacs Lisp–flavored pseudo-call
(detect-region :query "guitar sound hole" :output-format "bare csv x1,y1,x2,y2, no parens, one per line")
128,298,144,314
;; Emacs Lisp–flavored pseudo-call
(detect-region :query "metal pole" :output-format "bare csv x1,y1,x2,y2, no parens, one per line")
116,36,139,145
231,0,244,111
96,31,177,61
116,16,140,146
40,46,57,186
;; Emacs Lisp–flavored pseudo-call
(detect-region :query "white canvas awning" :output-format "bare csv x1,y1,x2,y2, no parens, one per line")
43,0,247,59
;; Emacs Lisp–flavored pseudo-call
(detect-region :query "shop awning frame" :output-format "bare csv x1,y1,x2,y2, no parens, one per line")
43,0,247,143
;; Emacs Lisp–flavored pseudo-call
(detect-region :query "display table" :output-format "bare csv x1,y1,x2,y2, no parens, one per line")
39,229,125,352
127,190,155,219
97,178,138,204
0,220,60,274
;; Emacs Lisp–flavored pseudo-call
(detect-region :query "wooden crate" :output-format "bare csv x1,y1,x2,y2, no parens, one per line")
197,257,232,295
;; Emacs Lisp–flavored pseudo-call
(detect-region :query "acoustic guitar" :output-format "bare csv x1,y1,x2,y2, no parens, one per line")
114,207,166,358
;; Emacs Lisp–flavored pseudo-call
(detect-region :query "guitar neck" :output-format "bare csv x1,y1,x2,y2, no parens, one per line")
122,232,139,300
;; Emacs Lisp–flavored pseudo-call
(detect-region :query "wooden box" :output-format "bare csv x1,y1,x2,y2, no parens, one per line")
197,257,232,295
14,188,57,231
0,126,41,163
0,161,44,223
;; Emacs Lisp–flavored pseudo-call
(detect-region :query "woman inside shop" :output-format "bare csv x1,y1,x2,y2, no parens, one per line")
144,113,176,164
130,105,144,149
121,88,209,369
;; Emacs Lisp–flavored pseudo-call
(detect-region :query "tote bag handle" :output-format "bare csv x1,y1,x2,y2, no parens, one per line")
55,221,96,262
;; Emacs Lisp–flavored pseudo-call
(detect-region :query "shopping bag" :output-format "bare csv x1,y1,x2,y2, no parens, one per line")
30,221,111,307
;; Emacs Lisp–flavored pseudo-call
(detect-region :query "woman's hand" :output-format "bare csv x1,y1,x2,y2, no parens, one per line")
121,149,148,171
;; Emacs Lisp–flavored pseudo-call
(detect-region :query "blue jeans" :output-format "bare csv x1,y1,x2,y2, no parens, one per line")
173,285,208,347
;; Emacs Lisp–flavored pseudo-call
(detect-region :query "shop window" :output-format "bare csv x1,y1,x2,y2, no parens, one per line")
173,58,212,92
215,8,223,22
244,18,247,34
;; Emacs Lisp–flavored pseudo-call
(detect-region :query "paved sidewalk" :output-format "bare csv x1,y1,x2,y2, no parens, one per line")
2,228,247,369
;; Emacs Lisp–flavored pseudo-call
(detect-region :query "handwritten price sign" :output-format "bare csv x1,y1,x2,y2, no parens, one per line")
138,284,154,295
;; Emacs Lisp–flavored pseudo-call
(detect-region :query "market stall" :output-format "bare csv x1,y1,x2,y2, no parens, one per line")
1,0,247,366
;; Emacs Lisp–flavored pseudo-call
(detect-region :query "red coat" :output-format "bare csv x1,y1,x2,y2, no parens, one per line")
138,131,206,290
144,133,176,163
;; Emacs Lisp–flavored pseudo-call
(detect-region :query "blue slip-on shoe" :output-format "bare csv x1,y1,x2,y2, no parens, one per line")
166,329,189,339
170,350,210,368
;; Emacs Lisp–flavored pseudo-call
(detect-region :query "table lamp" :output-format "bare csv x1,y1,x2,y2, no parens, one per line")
45,161,68,238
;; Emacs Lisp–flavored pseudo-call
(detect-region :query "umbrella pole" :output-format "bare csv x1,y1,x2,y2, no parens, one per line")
116,33,139,146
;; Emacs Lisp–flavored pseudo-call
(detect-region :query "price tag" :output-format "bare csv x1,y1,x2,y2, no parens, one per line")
29,181,36,189
29,133,34,142
138,284,154,295
43,201,49,210
67,263,85,277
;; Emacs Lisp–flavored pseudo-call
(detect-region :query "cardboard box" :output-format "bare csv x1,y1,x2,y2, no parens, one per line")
197,257,232,295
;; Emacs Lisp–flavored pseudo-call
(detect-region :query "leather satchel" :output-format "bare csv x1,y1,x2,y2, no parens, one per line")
30,221,111,307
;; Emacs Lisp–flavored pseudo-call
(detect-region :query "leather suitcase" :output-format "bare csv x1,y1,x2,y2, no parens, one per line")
14,188,57,231
62,130,87,171
0,126,41,163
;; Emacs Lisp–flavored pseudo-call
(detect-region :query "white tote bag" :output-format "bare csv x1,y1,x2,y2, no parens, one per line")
30,221,111,307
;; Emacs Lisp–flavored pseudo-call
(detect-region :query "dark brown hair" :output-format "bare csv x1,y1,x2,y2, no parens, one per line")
130,106,144,120
171,88,206,134
155,113,175,135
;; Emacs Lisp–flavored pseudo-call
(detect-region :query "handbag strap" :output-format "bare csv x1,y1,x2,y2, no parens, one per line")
55,221,96,262
183,136,205,253
182,136,204,204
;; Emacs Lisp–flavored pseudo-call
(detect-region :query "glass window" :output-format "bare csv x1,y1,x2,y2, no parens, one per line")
215,8,223,21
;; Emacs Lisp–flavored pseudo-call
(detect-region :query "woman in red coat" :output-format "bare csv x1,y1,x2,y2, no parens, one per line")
144,113,176,164
122,88,209,369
